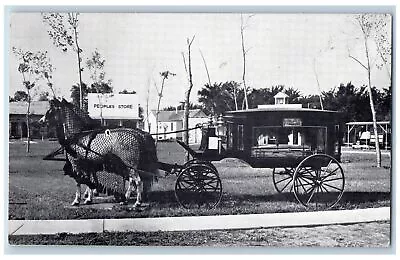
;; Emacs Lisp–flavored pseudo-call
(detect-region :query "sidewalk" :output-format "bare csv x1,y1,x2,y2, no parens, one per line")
8,207,390,236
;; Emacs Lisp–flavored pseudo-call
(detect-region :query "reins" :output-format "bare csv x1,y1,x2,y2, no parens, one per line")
149,124,203,136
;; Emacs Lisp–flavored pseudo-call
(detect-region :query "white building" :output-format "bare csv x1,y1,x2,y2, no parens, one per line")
144,109,209,144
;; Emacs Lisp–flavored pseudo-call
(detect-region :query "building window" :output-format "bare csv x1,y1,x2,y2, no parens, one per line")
171,122,173,131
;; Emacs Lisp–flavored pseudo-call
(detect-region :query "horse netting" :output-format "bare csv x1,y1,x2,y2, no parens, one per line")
55,99,158,200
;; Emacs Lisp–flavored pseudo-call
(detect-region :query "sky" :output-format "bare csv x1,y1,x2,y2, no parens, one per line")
8,12,392,110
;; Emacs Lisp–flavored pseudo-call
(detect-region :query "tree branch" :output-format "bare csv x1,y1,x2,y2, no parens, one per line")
181,52,190,82
199,49,212,87
348,54,368,71
188,35,196,47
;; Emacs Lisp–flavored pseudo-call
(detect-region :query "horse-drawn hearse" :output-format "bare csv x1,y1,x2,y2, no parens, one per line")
42,99,345,211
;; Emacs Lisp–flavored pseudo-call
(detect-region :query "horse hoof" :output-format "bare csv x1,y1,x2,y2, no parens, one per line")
84,200,92,205
71,201,80,206
119,201,128,206
133,202,142,208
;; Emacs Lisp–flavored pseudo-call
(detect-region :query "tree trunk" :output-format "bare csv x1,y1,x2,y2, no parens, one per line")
26,91,31,153
367,72,381,167
312,58,324,110
73,24,83,109
233,85,238,110
241,14,249,110
146,79,151,133
155,77,166,146
183,92,190,147
364,32,381,167
183,36,195,161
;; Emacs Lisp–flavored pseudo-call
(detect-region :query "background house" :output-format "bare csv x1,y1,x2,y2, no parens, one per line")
9,101,56,139
144,109,209,144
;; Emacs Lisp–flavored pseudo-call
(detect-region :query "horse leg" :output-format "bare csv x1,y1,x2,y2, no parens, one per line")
133,174,143,208
83,188,93,205
83,187,98,198
83,186,90,198
123,169,143,207
71,183,81,206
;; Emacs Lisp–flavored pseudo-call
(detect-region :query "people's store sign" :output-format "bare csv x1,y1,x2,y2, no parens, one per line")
88,93,139,119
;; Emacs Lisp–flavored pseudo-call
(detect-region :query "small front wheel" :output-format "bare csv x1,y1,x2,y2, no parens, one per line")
175,164,222,209
183,159,218,172
272,167,295,193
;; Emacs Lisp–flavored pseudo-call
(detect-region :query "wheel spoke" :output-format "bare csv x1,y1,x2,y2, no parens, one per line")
321,167,341,180
178,180,197,190
321,182,343,191
275,175,293,185
322,177,344,183
280,178,293,191
306,186,316,204
295,178,308,193
320,184,329,193
297,175,314,186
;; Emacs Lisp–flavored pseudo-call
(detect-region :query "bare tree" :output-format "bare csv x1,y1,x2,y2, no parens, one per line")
86,49,113,124
240,14,254,110
312,37,335,110
154,70,176,145
312,58,324,110
12,48,53,152
347,14,391,168
182,35,196,153
42,13,84,108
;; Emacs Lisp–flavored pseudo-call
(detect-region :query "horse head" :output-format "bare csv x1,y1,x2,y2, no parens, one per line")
39,98,63,126
61,98,101,130
39,98,85,139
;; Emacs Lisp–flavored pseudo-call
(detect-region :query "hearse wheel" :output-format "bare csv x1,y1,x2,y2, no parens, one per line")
183,159,218,172
272,167,295,193
175,164,222,209
293,154,345,210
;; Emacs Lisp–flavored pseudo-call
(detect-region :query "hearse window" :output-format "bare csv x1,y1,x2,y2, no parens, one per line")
227,123,233,149
238,124,244,151
253,126,327,152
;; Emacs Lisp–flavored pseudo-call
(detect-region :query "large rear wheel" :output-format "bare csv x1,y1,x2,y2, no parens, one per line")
293,154,345,210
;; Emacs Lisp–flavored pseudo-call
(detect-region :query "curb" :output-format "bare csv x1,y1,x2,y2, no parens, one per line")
8,207,390,236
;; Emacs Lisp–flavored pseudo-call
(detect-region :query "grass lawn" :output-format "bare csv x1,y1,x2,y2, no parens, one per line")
8,140,391,220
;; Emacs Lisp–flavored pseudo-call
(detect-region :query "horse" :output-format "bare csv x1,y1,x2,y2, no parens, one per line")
41,98,159,207
58,99,158,202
